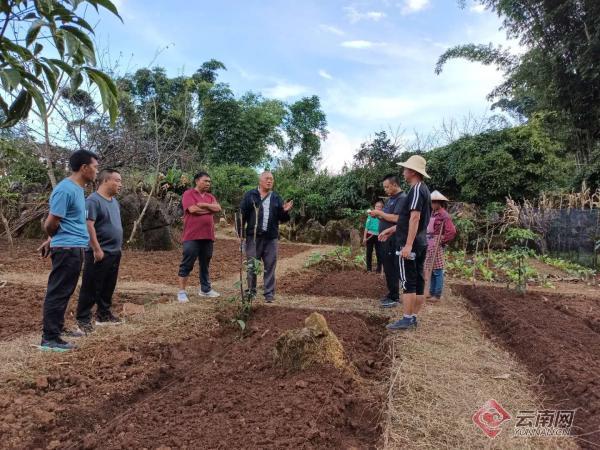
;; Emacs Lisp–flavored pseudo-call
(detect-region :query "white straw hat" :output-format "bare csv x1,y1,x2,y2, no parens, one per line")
398,155,430,178
430,190,449,202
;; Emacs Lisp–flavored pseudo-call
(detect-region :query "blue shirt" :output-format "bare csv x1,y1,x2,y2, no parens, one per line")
49,178,89,248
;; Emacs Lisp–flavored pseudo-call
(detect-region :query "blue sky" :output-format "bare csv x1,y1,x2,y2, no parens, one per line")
95,0,515,171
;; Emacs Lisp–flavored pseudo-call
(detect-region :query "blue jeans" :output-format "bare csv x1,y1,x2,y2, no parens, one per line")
430,268,444,298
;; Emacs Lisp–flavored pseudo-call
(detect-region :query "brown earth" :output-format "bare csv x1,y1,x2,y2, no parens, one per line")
454,284,600,448
0,239,310,286
279,269,386,299
0,284,171,342
1,306,388,450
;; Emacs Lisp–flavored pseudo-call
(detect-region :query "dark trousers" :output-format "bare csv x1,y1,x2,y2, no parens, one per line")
399,245,427,295
76,251,121,324
246,237,278,299
365,234,382,272
42,248,84,340
382,237,399,300
178,240,213,293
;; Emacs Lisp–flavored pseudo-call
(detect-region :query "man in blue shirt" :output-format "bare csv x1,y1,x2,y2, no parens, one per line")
38,150,99,351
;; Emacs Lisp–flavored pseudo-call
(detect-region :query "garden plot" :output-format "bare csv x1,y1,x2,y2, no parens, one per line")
0,306,388,450
0,239,309,287
455,284,600,448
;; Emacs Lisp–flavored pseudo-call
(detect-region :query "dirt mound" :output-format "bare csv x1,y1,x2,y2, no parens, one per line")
274,312,348,372
3,307,388,449
279,268,385,299
455,284,600,448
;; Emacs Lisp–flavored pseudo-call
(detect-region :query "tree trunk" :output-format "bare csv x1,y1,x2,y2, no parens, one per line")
43,115,57,188
0,207,13,250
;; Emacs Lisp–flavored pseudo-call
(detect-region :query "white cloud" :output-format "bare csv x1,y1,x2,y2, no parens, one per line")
400,0,431,15
319,129,362,172
345,7,386,23
319,24,346,36
470,3,487,13
264,82,308,100
341,40,381,49
331,94,418,121
319,69,333,80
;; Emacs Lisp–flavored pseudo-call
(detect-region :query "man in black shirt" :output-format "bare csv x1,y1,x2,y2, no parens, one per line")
380,155,431,330
370,174,406,306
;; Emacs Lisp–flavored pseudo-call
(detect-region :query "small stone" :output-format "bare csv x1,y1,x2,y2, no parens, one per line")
295,380,308,389
47,440,61,450
36,376,49,390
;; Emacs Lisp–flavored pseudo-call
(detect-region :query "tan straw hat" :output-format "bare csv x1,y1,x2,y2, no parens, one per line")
430,190,449,202
398,155,430,178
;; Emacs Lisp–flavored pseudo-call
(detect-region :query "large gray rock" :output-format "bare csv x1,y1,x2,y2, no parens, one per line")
119,193,173,251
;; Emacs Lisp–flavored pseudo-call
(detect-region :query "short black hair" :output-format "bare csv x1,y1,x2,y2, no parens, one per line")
98,168,120,184
374,199,384,206
194,171,210,182
382,174,400,186
69,150,98,172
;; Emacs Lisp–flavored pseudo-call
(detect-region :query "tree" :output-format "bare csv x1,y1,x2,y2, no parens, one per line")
283,96,327,172
438,0,600,187
0,0,121,127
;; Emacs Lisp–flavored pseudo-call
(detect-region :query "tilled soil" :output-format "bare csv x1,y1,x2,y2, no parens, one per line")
279,268,386,299
454,284,600,448
2,306,388,449
0,283,171,342
0,239,310,286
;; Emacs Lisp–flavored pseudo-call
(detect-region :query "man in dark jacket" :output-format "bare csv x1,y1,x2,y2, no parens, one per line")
240,171,293,303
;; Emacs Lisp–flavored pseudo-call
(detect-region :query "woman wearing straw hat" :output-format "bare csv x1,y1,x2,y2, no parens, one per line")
424,191,456,301
380,155,431,331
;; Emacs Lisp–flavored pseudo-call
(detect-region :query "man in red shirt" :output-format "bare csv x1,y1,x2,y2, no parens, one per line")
177,172,222,303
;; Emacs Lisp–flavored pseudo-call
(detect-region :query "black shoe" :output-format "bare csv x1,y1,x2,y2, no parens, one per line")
62,328,85,338
40,337,76,352
265,297,274,304
76,321,94,335
95,312,122,326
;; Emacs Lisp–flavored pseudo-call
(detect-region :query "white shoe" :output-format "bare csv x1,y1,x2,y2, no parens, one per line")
177,291,190,303
199,289,220,298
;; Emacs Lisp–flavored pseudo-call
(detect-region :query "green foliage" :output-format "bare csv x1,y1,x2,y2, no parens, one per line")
504,227,539,248
209,164,258,211
0,0,121,126
442,0,600,188
426,122,572,203
537,255,596,280
305,246,363,271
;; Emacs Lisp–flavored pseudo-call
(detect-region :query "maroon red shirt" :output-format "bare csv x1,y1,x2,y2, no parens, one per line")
182,189,217,241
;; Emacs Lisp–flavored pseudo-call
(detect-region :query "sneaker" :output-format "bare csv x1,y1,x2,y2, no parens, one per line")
76,321,94,335
380,299,399,308
39,337,76,352
386,317,417,331
177,291,190,303
199,289,220,298
95,313,122,326
62,328,85,338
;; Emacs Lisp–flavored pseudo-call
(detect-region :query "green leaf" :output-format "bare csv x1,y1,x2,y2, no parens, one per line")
69,68,83,91
88,0,122,21
25,20,44,47
47,58,74,74
236,319,246,331
52,29,65,58
2,68,22,90
26,84,47,116
61,25,95,53
34,43,44,55
23,12,39,20
85,67,118,124
72,16,95,34
3,90,33,127
41,63,58,92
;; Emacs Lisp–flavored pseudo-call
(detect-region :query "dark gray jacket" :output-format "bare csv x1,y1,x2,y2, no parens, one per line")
240,189,290,240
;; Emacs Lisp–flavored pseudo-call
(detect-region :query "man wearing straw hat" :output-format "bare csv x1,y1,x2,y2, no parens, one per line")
425,191,456,301
381,155,432,330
